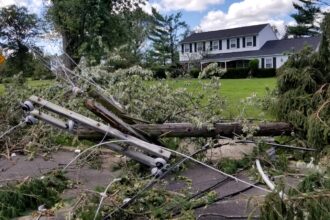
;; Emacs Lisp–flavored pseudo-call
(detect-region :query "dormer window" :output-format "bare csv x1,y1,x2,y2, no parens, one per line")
246,37,253,47
230,39,237,48
212,41,219,50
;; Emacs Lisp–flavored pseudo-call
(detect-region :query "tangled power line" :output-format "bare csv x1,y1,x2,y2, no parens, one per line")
0,40,288,220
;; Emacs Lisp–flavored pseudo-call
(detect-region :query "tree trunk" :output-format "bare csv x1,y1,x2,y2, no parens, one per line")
62,32,79,70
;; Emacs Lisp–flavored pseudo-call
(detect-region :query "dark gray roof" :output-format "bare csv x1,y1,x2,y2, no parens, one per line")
181,24,268,43
204,36,321,61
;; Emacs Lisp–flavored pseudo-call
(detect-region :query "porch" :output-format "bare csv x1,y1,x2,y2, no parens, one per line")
201,59,252,70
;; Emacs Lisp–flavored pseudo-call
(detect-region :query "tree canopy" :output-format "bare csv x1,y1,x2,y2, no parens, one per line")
47,0,146,69
287,0,321,37
275,12,330,150
0,5,40,77
148,8,188,65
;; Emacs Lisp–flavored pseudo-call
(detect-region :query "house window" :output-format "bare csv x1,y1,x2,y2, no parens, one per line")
184,44,190,53
246,37,253,47
230,38,237,48
197,42,203,52
212,41,219,50
265,58,273,68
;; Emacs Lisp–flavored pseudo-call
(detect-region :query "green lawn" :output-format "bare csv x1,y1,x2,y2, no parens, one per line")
0,77,277,119
0,79,53,95
163,78,277,119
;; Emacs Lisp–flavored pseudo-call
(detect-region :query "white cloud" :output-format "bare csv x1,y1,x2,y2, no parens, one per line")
198,0,295,37
0,0,44,14
154,0,225,12
0,0,27,8
140,1,162,14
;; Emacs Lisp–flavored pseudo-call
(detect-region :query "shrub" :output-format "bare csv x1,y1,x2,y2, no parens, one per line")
188,67,200,78
252,68,276,78
150,65,167,79
168,64,184,78
221,68,250,79
199,63,225,79
248,59,259,71
219,67,276,79
31,59,55,80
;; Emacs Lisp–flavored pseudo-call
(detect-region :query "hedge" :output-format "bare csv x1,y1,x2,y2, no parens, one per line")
221,67,276,79
252,68,276,78
150,66,167,79
221,68,250,79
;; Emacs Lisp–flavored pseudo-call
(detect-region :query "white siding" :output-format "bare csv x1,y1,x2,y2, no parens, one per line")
276,55,289,68
257,24,278,49
179,24,278,62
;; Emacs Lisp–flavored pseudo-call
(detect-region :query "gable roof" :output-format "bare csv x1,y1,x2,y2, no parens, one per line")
203,36,321,61
181,24,269,44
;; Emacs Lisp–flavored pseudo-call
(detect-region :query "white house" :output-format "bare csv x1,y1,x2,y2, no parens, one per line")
179,24,321,69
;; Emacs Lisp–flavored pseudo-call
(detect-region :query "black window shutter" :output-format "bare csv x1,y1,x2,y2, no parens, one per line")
181,44,184,53
261,58,265,68
189,43,192,53
203,42,206,51
194,43,197,52
273,57,277,69
243,37,246,48
227,39,230,49
219,40,222,50
210,41,213,51
253,36,257,47
237,38,240,48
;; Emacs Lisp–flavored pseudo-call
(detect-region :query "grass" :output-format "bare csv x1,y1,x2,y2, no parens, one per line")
0,79,53,94
163,78,277,119
0,77,277,119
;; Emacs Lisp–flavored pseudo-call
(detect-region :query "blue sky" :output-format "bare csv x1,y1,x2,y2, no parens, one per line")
143,0,297,34
1,0,297,32
2,0,328,54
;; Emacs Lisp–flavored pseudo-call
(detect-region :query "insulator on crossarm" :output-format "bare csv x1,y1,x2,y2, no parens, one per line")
155,158,167,169
25,115,38,125
123,198,131,204
151,167,163,177
72,86,82,95
65,120,75,131
21,101,34,112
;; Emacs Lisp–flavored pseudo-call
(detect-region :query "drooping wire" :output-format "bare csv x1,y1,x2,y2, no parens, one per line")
162,147,271,193
62,140,132,172
93,178,122,220
104,143,221,219
0,121,26,140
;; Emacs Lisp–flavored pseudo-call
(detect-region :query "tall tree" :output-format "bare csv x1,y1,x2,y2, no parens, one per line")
0,5,39,76
47,0,145,69
110,8,153,67
287,0,321,38
148,8,188,65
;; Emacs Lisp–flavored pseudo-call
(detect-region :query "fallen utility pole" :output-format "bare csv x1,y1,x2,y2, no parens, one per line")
28,95,171,159
85,99,293,138
75,122,293,139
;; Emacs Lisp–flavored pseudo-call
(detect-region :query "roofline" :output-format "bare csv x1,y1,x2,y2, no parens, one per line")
180,33,260,44
180,23,270,44
201,54,281,63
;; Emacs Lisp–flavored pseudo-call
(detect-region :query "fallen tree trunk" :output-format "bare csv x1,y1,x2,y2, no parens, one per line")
76,122,293,139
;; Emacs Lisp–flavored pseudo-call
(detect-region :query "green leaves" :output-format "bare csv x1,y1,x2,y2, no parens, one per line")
273,16,330,151
288,0,321,37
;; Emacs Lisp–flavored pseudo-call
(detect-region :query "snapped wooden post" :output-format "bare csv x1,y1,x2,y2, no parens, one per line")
28,96,171,159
